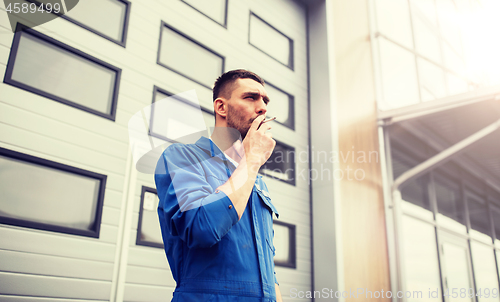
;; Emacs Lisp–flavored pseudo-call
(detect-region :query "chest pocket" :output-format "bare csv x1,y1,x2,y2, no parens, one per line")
255,182,279,252
254,181,279,217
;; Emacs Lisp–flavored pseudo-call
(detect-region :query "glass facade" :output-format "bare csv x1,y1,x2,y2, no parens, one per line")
391,142,500,299
372,0,496,110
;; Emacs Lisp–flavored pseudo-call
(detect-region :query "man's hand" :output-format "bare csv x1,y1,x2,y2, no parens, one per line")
217,116,276,219
242,115,276,171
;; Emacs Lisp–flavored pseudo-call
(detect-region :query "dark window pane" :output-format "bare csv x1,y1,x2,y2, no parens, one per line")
492,207,500,241
181,0,227,25
137,187,163,248
260,141,295,185
64,0,128,43
266,83,294,130
0,150,105,237
435,181,464,225
249,13,293,69
401,176,431,211
6,28,120,120
467,196,490,236
158,24,223,88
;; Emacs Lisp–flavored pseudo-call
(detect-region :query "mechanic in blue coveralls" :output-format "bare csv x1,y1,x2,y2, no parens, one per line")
155,69,283,302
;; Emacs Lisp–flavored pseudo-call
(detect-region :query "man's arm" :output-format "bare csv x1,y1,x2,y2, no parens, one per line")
218,115,275,219
156,116,275,247
156,144,239,249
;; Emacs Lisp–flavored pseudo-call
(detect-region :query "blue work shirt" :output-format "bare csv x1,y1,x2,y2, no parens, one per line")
155,136,279,301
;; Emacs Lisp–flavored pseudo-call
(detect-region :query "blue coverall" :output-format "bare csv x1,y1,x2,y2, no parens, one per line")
155,136,279,301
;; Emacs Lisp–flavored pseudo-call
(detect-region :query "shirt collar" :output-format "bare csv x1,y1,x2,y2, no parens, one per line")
209,137,239,167
194,136,239,167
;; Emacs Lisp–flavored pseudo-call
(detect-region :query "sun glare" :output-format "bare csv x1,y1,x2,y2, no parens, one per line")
461,0,500,87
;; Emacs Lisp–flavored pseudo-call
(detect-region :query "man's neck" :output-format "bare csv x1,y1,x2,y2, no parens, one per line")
210,127,243,163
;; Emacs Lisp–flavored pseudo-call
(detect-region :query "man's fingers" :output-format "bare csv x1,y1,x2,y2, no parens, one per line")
250,115,266,132
258,122,271,133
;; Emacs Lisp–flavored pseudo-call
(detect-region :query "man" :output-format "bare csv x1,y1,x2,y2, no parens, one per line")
155,69,283,301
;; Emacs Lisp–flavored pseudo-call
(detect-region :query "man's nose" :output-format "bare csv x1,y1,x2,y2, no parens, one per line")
256,99,267,115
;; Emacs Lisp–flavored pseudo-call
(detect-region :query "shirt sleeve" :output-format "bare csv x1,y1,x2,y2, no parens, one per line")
155,144,239,249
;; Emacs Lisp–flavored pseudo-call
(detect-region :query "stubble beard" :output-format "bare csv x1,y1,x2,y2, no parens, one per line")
226,104,254,140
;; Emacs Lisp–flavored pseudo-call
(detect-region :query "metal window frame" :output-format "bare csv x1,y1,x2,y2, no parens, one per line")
260,139,296,186
490,204,500,241
26,0,131,46
157,21,225,90
136,186,163,249
0,147,107,238
265,81,295,131
433,172,466,226
150,85,214,144
3,23,122,121
465,190,492,238
388,118,500,302
248,12,294,70
273,219,296,268
180,0,229,28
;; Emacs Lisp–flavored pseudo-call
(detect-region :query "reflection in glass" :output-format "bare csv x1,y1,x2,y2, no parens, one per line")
265,84,293,129
11,32,117,115
273,223,290,263
402,215,441,301
138,191,163,246
182,0,226,25
0,156,100,231
151,91,212,142
159,26,223,88
249,14,292,68
65,0,127,42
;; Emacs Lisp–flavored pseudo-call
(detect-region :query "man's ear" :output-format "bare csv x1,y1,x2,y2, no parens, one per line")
214,98,227,118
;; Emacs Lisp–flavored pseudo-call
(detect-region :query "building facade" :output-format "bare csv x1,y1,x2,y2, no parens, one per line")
1,0,499,301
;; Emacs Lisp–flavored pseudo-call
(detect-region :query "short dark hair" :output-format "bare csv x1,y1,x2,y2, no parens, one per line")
213,69,265,102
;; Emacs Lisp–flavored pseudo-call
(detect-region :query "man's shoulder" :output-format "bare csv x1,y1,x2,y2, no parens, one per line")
161,141,211,165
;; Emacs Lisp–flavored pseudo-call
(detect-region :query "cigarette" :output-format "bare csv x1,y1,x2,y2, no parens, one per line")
261,117,276,124
257,117,276,130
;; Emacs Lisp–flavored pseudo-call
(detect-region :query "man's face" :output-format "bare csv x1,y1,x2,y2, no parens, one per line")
225,78,269,139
